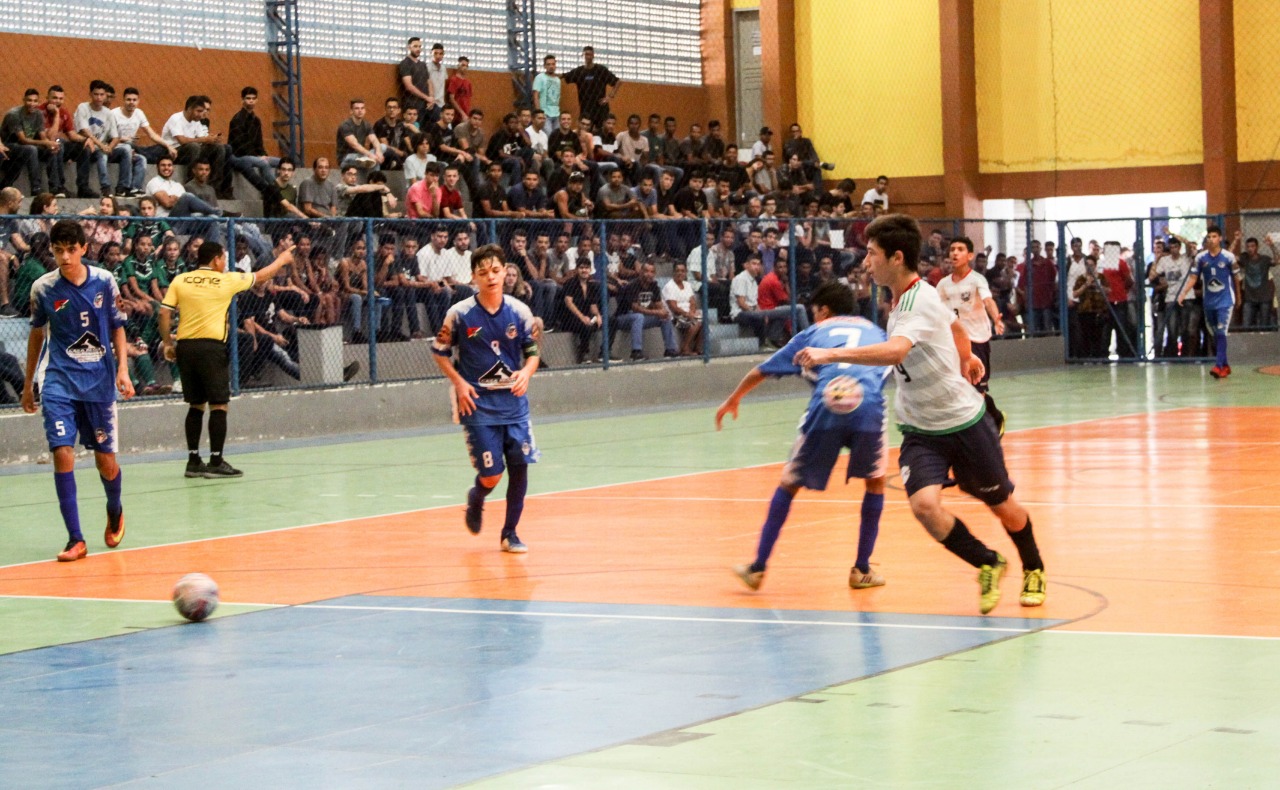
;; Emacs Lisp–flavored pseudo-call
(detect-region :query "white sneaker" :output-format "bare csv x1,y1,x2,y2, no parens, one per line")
848,567,886,589
732,563,764,591
171,380,183,394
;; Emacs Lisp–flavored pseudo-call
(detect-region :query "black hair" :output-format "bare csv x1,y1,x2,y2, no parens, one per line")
196,241,224,268
123,87,139,97
50,219,86,248
241,86,258,98
89,79,108,93
951,235,974,253
184,95,203,111
865,214,923,272
1206,224,1223,236
810,281,855,316
23,88,38,99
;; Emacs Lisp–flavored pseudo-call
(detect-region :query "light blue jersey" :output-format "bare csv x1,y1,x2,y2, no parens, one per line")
30,266,126,404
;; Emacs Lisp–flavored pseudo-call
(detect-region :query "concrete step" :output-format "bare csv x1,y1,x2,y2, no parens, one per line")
711,336,760,356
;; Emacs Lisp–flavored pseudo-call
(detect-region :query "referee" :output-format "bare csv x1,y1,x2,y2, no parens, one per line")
159,241,295,478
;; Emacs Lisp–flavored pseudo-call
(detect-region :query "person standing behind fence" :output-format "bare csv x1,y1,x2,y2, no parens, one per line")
563,47,620,134
1177,225,1239,379
158,241,296,479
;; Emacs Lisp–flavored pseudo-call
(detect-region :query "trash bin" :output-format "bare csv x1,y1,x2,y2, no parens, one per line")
297,325,344,385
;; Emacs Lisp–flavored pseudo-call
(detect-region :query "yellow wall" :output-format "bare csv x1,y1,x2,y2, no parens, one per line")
974,0,1202,173
730,0,759,8
1235,0,1280,163
794,0,944,179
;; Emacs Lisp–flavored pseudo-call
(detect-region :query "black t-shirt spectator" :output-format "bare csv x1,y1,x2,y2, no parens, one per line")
783,137,819,164
508,184,548,213
398,57,429,112
818,191,854,214
547,128,581,157
547,167,576,196
617,278,661,315
673,185,707,217
393,253,420,279
705,136,726,162
474,182,509,218
562,65,619,114
656,184,679,216
228,108,266,157
565,275,602,317
261,183,299,219
336,118,373,159
374,118,408,153
486,130,527,161
717,164,750,193
238,289,276,330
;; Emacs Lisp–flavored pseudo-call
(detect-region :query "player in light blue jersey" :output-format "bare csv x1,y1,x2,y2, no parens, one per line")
433,244,541,553
716,282,890,591
21,220,134,562
1178,225,1240,379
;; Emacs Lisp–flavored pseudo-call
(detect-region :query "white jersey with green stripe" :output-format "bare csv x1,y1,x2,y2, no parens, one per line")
887,279,985,434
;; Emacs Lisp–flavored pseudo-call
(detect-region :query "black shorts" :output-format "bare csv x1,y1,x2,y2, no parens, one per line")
971,341,991,392
898,412,1013,506
176,339,231,406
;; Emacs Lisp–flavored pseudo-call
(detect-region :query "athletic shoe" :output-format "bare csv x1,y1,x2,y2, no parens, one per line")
984,393,1006,437
128,188,146,198
57,540,87,562
732,563,764,591
464,498,482,534
343,361,361,381
629,350,645,361
1224,365,1232,376
978,553,1008,614
171,380,182,395
1019,568,1046,607
77,189,101,199
53,191,67,199
184,458,208,478
1210,366,1225,379
202,459,243,478
104,509,125,549
0,303,17,318
849,566,886,589
501,533,528,553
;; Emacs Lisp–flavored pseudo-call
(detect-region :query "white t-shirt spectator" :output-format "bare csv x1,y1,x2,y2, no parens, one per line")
403,154,430,185
442,247,472,286
145,175,186,217
161,112,204,147
525,125,548,156
112,107,149,146
730,269,758,319
73,103,117,143
861,188,888,208
662,278,699,316
750,140,770,160
417,244,451,282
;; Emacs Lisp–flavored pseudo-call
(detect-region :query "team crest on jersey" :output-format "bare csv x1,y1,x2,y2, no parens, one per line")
93,292,104,308
54,299,69,312
960,291,971,302
66,332,106,364
477,359,516,389
467,326,483,339
505,323,518,339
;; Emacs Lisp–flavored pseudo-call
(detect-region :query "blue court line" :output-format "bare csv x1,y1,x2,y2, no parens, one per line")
0,597,1062,789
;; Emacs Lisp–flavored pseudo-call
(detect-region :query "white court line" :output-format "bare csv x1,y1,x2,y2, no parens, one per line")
0,594,283,607
296,602,1039,634
549,495,1280,510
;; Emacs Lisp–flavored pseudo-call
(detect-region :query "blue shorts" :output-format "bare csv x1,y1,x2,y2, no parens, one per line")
42,398,118,453
463,421,540,476
781,425,888,491
1205,304,1233,335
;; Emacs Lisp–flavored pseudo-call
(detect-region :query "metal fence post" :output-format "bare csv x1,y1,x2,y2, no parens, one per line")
1025,218,1036,335
786,220,800,338
227,218,240,396
1134,218,1147,359
1056,220,1068,362
597,220,610,369
700,217,710,363
364,219,377,383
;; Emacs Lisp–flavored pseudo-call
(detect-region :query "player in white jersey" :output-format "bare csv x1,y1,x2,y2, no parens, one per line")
936,236,1006,432
795,214,1045,614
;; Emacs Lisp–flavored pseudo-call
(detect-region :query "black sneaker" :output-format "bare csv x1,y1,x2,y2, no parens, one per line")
202,459,243,478
629,350,645,361
77,189,101,199
184,458,209,478
343,361,361,381
465,497,483,535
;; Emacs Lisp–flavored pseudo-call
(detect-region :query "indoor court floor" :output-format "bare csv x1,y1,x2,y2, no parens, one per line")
2,364,1279,788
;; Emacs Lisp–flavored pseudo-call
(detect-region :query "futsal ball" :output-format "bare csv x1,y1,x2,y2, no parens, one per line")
822,375,865,415
172,573,219,622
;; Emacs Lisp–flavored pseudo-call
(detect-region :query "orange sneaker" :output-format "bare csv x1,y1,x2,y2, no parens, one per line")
57,540,87,562
105,509,125,548
1209,366,1225,379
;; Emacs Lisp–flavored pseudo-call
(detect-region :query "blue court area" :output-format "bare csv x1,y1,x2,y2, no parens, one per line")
0,596,1056,788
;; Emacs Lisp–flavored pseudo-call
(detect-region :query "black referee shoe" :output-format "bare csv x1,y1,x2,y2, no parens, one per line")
184,458,209,478
202,459,244,479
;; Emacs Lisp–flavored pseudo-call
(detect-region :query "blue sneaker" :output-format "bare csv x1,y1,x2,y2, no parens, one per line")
501,533,528,553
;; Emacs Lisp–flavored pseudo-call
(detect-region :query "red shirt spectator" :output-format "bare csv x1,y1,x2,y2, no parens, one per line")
446,72,473,117
40,103,74,138
1017,256,1058,310
757,267,789,310
1100,258,1134,304
440,183,464,217
405,179,441,218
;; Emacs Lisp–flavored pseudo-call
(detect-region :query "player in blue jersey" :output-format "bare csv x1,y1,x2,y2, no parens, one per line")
21,220,134,562
432,244,541,553
1177,225,1240,379
716,282,890,591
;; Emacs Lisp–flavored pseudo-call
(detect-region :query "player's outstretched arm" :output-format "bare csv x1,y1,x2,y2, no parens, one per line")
793,336,911,369
715,368,767,430
20,327,44,414
111,325,135,401
253,245,297,286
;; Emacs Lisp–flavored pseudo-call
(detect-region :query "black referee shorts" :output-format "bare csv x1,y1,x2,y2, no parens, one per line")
898,411,1013,506
176,339,231,406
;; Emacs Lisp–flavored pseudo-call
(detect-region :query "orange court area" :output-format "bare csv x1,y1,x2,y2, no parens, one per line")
2,410,1277,637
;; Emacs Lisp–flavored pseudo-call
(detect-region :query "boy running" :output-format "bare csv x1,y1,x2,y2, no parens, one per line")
432,244,541,553
795,214,1046,613
1177,225,1239,378
717,282,889,591
21,220,135,562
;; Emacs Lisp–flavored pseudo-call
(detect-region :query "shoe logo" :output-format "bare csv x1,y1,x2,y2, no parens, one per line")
978,485,1000,493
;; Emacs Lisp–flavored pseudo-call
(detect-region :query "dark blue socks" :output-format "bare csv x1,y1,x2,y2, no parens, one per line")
855,492,884,573
54,471,82,543
1216,332,1228,368
751,486,796,573
101,469,122,517
503,464,528,536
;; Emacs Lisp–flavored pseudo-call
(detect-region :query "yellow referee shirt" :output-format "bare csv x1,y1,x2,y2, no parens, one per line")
161,268,255,342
